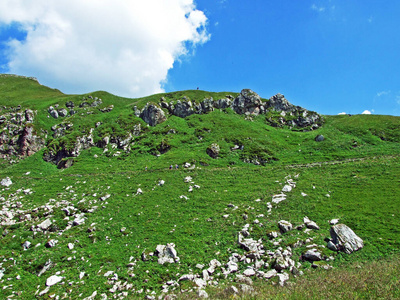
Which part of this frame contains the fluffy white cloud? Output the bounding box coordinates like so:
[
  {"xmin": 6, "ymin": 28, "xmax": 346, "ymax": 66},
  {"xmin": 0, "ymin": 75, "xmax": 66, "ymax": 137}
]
[
  {"xmin": 0, "ymin": 0, "xmax": 209, "ymax": 97},
  {"xmin": 361, "ymin": 110, "xmax": 372, "ymax": 115},
  {"xmin": 338, "ymin": 112, "xmax": 347, "ymax": 115}
]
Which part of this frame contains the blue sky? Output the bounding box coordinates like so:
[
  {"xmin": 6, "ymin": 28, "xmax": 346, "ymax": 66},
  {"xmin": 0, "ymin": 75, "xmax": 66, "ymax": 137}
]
[{"xmin": 0, "ymin": 0, "xmax": 399, "ymax": 116}]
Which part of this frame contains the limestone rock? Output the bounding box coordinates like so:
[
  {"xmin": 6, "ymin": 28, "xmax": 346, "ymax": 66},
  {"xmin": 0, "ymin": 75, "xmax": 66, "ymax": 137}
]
[
  {"xmin": 22, "ymin": 241, "xmax": 31, "ymax": 250},
  {"xmin": 278, "ymin": 220, "xmax": 293, "ymax": 233},
  {"xmin": 172, "ymin": 99, "xmax": 194, "ymax": 118},
  {"xmin": 1, "ymin": 177, "xmax": 12, "ymax": 187},
  {"xmin": 38, "ymin": 219, "xmax": 52, "ymax": 231},
  {"xmin": 232, "ymin": 89, "xmax": 262, "ymax": 115},
  {"xmin": 140, "ymin": 103, "xmax": 166, "ymax": 126},
  {"xmin": 155, "ymin": 243, "xmax": 180, "ymax": 264},
  {"xmin": 330, "ymin": 224, "xmax": 364, "ymax": 254},
  {"xmin": 206, "ymin": 143, "xmax": 220, "ymax": 159},
  {"xmin": 303, "ymin": 249, "xmax": 322, "ymax": 261},
  {"xmin": 46, "ymin": 275, "xmax": 64, "ymax": 286}
]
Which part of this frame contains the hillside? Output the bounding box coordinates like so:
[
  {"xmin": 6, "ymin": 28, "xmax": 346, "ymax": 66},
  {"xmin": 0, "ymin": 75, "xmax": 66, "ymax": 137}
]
[{"xmin": 0, "ymin": 74, "xmax": 399, "ymax": 299}]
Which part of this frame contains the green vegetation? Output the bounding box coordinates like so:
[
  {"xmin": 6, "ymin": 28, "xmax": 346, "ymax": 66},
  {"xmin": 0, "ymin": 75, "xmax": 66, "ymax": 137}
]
[{"xmin": 0, "ymin": 74, "xmax": 399, "ymax": 299}]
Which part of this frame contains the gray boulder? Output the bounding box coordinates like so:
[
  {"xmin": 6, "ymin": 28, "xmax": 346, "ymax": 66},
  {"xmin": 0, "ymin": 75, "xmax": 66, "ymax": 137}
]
[
  {"xmin": 58, "ymin": 109, "xmax": 68, "ymax": 117},
  {"xmin": 266, "ymin": 93, "xmax": 293, "ymax": 112},
  {"xmin": 172, "ymin": 100, "xmax": 194, "ymax": 118},
  {"xmin": 231, "ymin": 89, "xmax": 262, "ymax": 115},
  {"xmin": 140, "ymin": 103, "xmax": 166, "ymax": 126},
  {"xmin": 315, "ymin": 135, "xmax": 324, "ymax": 142},
  {"xmin": 155, "ymin": 243, "xmax": 180, "ymax": 264},
  {"xmin": 303, "ymin": 249, "xmax": 322, "ymax": 261},
  {"xmin": 278, "ymin": 220, "xmax": 293, "ymax": 233},
  {"xmin": 330, "ymin": 224, "xmax": 364, "ymax": 254}
]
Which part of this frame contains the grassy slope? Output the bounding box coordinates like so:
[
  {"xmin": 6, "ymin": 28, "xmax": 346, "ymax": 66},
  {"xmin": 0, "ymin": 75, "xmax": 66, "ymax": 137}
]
[{"xmin": 0, "ymin": 75, "xmax": 399, "ymax": 298}]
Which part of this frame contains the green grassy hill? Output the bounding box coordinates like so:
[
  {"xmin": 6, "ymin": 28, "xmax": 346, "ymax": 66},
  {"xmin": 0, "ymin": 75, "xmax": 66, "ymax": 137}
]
[{"xmin": 0, "ymin": 74, "xmax": 399, "ymax": 299}]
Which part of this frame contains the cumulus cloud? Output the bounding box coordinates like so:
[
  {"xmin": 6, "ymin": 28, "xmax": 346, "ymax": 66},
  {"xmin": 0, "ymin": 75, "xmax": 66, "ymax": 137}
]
[
  {"xmin": 361, "ymin": 110, "xmax": 372, "ymax": 115},
  {"xmin": 338, "ymin": 112, "xmax": 347, "ymax": 115},
  {"xmin": 0, "ymin": 0, "xmax": 210, "ymax": 97}
]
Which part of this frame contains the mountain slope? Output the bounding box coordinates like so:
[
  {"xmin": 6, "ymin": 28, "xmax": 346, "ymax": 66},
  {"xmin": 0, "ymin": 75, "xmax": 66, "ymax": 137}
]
[{"xmin": 0, "ymin": 75, "xmax": 399, "ymax": 299}]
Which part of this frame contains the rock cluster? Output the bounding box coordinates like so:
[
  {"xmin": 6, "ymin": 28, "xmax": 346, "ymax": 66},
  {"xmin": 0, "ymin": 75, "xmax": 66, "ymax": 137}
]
[{"xmin": 139, "ymin": 89, "xmax": 324, "ymax": 130}]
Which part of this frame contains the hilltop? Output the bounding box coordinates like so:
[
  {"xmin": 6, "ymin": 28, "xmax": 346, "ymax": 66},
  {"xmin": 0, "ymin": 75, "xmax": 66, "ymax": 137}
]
[{"xmin": 0, "ymin": 74, "xmax": 399, "ymax": 299}]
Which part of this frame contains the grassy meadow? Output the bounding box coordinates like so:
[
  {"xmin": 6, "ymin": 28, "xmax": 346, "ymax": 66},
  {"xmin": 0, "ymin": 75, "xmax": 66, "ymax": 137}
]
[{"xmin": 0, "ymin": 75, "xmax": 399, "ymax": 299}]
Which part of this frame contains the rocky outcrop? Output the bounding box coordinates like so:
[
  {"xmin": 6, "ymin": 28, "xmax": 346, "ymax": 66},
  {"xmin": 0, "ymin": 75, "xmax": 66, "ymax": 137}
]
[
  {"xmin": 140, "ymin": 103, "xmax": 166, "ymax": 126},
  {"xmin": 43, "ymin": 129, "xmax": 95, "ymax": 166},
  {"xmin": 138, "ymin": 89, "xmax": 324, "ymax": 130},
  {"xmin": 172, "ymin": 100, "xmax": 195, "ymax": 118},
  {"xmin": 0, "ymin": 108, "xmax": 45, "ymax": 159},
  {"xmin": 231, "ymin": 89, "xmax": 262, "ymax": 115}
]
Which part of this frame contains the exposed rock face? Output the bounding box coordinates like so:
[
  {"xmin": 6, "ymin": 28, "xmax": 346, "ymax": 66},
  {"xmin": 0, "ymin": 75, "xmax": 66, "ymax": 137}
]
[
  {"xmin": 140, "ymin": 103, "xmax": 166, "ymax": 126},
  {"xmin": 232, "ymin": 89, "xmax": 262, "ymax": 115},
  {"xmin": 0, "ymin": 108, "xmax": 45, "ymax": 159},
  {"xmin": 206, "ymin": 143, "xmax": 220, "ymax": 159},
  {"xmin": 138, "ymin": 89, "xmax": 323, "ymax": 130},
  {"xmin": 266, "ymin": 93, "xmax": 293, "ymax": 112},
  {"xmin": 330, "ymin": 224, "xmax": 364, "ymax": 254},
  {"xmin": 172, "ymin": 100, "xmax": 195, "ymax": 118},
  {"xmin": 43, "ymin": 129, "xmax": 95, "ymax": 166}
]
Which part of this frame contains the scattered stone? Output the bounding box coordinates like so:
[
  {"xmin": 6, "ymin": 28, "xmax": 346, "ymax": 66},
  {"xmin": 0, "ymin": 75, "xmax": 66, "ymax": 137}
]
[
  {"xmin": 22, "ymin": 241, "xmax": 31, "ymax": 250},
  {"xmin": 327, "ymin": 241, "xmax": 338, "ymax": 251},
  {"xmin": 38, "ymin": 219, "xmax": 52, "ymax": 231},
  {"xmin": 278, "ymin": 220, "xmax": 293, "ymax": 233},
  {"xmin": 197, "ymin": 289, "xmax": 208, "ymax": 298},
  {"xmin": 45, "ymin": 239, "xmax": 58, "ymax": 248},
  {"xmin": 303, "ymin": 249, "xmax": 322, "ymax": 261},
  {"xmin": 277, "ymin": 272, "xmax": 290, "ymax": 286},
  {"xmin": 46, "ymin": 275, "xmax": 64, "ymax": 286},
  {"xmin": 315, "ymin": 135, "xmax": 325, "ymax": 142},
  {"xmin": 0, "ymin": 177, "xmax": 12, "ymax": 187},
  {"xmin": 155, "ymin": 243, "xmax": 180, "ymax": 264},
  {"xmin": 330, "ymin": 218, "xmax": 340, "ymax": 225},
  {"xmin": 243, "ymin": 268, "xmax": 256, "ymax": 277},
  {"xmin": 330, "ymin": 224, "xmax": 364, "ymax": 254},
  {"xmin": 282, "ymin": 185, "xmax": 292, "ymax": 192},
  {"xmin": 38, "ymin": 260, "xmax": 53, "ymax": 277}
]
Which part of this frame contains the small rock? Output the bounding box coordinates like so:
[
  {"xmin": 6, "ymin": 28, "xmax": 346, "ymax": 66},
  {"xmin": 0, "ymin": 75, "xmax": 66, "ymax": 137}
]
[
  {"xmin": 243, "ymin": 268, "xmax": 256, "ymax": 277},
  {"xmin": 46, "ymin": 275, "xmax": 64, "ymax": 286},
  {"xmin": 303, "ymin": 249, "xmax": 322, "ymax": 261},
  {"xmin": 282, "ymin": 185, "xmax": 292, "ymax": 192},
  {"xmin": 45, "ymin": 239, "xmax": 58, "ymax": 248},
  {"xmin": 22, "ymin": 241, "xmax": 31, "ymax": 250},
  {"xmin": 1, "ymin": 177, "xmax": 12, "ymax": 187},
  {"xmin": 278, "ymin": 220, "xmax": 293, "ymax": 233},
  {"xmin": 330, "ymin": 218, "xmax": 339, "ymax": 225}
]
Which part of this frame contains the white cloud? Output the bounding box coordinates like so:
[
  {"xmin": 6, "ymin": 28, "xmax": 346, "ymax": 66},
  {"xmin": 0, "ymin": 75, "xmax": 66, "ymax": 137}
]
[
  {"xmin": 362, "ymin": 110, "xmax": 372, "ymax": 115},
  {"xmin": 338, "ymin": 112, "xmax": 347, "ymax": 115},
  {"xmin": 0, "ymin": 0, "xmax": 210, "ymax": 97},
  {"xmin": 311, "ymin": 4, "xmax": 326, "ymax": 12},
  {"xmin": 377, "ymin": 90, "xmax": 391, "ymax": 97}
]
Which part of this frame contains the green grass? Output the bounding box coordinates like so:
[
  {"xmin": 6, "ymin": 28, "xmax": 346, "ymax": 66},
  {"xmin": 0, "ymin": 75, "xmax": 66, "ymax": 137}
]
[{"xmin": 0, "ymin": 74, "xmax": 399, "ymax": 299}]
